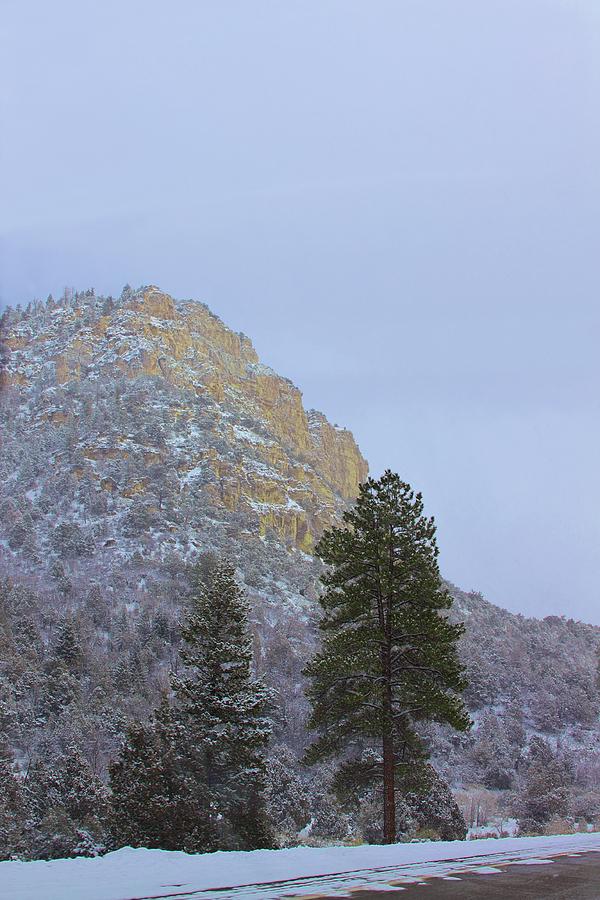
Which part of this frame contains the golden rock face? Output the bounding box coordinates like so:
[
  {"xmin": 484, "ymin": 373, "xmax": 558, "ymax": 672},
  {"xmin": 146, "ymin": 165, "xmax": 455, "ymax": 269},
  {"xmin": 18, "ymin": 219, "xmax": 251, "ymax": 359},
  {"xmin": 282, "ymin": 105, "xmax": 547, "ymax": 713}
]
[{"xmin": 1, "ymin": 286, "xmax": 368, "ymax": 551}]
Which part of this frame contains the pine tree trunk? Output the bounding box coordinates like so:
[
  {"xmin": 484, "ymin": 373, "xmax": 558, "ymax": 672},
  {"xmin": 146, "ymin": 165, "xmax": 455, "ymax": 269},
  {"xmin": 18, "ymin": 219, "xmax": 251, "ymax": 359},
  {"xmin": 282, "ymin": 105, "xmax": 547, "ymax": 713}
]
[
  {"xmin": 382, "ymin": 730, "xmax": 396, "ymax": 843},
  {"xmin": 380, "ymin": 526, "xmax": 397, "ymax": 844},
  {"xmin": 381, "ymin": 635, "xmax": 396, "ymax": 843}
]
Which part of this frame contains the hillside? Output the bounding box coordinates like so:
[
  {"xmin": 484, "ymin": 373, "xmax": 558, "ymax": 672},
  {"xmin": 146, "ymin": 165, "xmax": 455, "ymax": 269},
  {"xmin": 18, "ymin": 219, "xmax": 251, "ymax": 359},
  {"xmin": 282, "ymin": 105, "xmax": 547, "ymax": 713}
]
[{"xmin": 1, "ymin": 285, "xmax": 599, "ymax": 849}]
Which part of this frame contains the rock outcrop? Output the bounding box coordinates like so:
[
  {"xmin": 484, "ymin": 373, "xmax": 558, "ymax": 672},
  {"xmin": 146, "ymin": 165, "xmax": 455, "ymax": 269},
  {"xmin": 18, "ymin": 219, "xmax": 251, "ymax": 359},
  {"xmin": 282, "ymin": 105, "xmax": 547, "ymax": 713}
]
[{"xmin": 0, "ymin": 285, "xmax": 367, "ymax": 557}]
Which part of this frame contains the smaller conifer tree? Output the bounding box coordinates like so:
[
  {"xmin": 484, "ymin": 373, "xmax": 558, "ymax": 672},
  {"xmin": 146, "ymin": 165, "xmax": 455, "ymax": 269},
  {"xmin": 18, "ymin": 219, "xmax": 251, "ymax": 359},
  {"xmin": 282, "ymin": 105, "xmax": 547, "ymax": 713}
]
[
  {"xmin": 110, "ymin": 560, "xmax": 274, "ymax": 852},
  {"xmin": 0, "ymin": 746, "xmax": 26, "ymax": 860},
  {"xmin": 171, "ymin": 560, "xmax": 274, "ymax": 850},
  {"xmin": 53, "ymin": 620, "xmax": 83, "ymax": 672},
  {"xmin": 109, "ymin": 721, "xmax": 182, "ymax": 849}
]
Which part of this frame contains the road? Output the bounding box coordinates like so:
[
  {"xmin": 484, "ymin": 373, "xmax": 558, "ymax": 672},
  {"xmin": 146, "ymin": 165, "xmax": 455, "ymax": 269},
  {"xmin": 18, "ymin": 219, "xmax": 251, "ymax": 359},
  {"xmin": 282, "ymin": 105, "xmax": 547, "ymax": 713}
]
[{"xmin": 290, "ymin": 851, "xmax": 600, "ymax": 900}]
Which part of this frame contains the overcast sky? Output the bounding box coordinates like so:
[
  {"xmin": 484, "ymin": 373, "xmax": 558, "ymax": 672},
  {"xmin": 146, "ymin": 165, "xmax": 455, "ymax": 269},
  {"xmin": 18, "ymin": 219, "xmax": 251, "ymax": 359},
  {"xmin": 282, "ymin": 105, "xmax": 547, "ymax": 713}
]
[{"xmin": 2, "ymin": 1, "xmax": 599, "ymax": 623}]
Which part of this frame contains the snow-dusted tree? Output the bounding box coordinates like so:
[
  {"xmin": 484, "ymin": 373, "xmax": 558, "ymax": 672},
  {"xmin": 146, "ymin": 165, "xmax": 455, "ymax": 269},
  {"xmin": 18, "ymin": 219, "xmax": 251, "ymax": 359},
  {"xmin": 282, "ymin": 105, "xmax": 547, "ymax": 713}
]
[
  {"xmin": 170, "ymin": 560, "xmax": 274, "ymax": 850},
  {"xmin": 264, "ymin": 744, "xmax": 311, "ymax": 838},
  {"xmin": 305, "ymin": 471, "xmax": 470, "ymax": 844},
  {"xmin": 404, "ymin": 764, "xmax": 467, "ymax": 840},
  {"xmin": 516, "ymin": 737, "xmax": 572, "ymax": 834},
  {"xmin": 472, "ymin": 712, "xmax": 515, "ymax": 789},
  {"xmin": 502, "ymin": 699, "xmax": 527, "ymax": 751},
  {"xmin": 24, "ymin": 744, "xmax": 109, "ymax": 859},
  {"xmin": 109, "ymin": 718, "xmax": 184, "ymax": 850},
  {"xmin": 310, "ymin": 792, "xmax": 349, "ymax": 841},
  {"xmin": 59, "ymin": 743, "xmax": 109, "ymax": 826},
  {"xmin": 53, "ymin": 619, "xmax": 84, "ymax": 672},
  {"xmin": 0, "ymin": 746, "xmax": 26, "ymax": 859},
  {"xmin": 111, "ymin": 561, "xmax": 274, "ymax": 852},
  {"xmin": 51, "ymin": 522, "xmax": 94, "ymax": 559}
]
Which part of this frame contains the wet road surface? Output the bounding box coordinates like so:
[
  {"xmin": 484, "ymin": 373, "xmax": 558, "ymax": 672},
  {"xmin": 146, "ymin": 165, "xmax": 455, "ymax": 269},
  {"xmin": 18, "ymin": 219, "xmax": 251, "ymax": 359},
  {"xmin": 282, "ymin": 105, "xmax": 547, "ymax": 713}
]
[{"xmin": 311, "ymin": 852, "xmax": 600, "ymax": 899}]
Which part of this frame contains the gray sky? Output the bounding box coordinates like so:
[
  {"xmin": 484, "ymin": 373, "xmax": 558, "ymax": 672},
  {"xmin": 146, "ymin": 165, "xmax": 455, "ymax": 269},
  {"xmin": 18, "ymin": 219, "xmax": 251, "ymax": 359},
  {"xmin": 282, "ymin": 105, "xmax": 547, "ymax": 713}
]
[{"xmin": 2, "ymin": 1, "xmax": 600, "ymax": 623}]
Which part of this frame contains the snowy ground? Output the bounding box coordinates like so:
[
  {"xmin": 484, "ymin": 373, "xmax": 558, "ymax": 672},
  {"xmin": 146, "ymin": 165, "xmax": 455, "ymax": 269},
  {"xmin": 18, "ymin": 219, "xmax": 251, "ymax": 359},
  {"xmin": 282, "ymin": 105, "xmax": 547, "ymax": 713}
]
[{"xmin": 3, "ymin": 833, "xmax": 600, "ymax": 900}]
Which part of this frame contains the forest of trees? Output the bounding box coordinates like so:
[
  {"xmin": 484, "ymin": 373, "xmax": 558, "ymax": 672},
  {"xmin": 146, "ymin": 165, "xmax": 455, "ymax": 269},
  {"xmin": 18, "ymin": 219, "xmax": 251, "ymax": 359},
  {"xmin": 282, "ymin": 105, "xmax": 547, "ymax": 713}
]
[
  {"xmin": 0, "ymin": 474, "xmax": 474, "ymax": 858},
  {"xmin": 1, "ymin": 471, "xmax": 596, "ymax": 861}
]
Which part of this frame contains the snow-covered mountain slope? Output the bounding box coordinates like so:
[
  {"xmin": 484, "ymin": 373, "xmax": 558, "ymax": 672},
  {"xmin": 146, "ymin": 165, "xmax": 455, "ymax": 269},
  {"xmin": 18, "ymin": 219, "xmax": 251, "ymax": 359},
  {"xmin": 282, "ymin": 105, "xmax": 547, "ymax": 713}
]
[{"xmin": 1, "ymin": 285, "xmax": 599, "ymax": 807}]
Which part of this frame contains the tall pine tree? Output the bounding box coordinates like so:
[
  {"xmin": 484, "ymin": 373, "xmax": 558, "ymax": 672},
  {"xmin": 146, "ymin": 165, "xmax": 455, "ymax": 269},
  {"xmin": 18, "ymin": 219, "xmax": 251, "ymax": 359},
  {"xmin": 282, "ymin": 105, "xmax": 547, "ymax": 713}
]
[{"xmin": 305, "ymin": 471, "xmax": 470, "ymax": 843}]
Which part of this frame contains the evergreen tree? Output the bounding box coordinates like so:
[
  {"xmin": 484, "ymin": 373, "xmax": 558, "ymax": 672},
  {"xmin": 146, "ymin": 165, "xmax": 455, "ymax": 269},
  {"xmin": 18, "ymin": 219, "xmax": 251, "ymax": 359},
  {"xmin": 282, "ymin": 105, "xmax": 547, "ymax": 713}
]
[
  {"xmin": 53, "ymin": 620, "xmax": 83, "ymax": 672},
  {"xmin": 25, "ymin": 745, "xmax": 108, "ymax": 859},
  {"xmin": 264, "ymin": 745, "xmax": 311, "ymax": 838},
  {"xmin": 110, "ymin": 561, "xmax": 275, "ymax": 852},
  {"xmin": 472, "ymin": 712, "xmax": 515, "ymax": 789},
  {"xmin": 404, "ymin": 764, "xmax": 467, "ymax": 840},
  {"xmin": 109, "ymin": 719, "xmax": 187, "ymax": 850},
  {"xmin": 171, "ymin": 561, "xmax": 274, "ymax": 850},
  {"xmin": 310, "ymin": 792, "xmax": 349, "ymax": 840},
  {"xmin": 0, "ymin": 746, "xmax": 26, "ymax": 860},
  {"xmin": 24, "ymin": 758, "xmax": 63, "ymax": 829},
  {"xmin": 517, "ymin": 737, "xmax": 572, "ymax": 833},
  {"xmin": 304, "ymin": 471, "xmax": 470, "ymax": 843},
  {"xmin": 60, "ymin": 743, "xmax": 108, "ymax": 825}
]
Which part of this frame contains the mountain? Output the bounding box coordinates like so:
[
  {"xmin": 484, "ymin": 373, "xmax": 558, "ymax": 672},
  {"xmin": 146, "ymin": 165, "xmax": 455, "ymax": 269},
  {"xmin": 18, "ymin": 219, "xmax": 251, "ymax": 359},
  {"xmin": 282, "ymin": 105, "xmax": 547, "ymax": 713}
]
[
  {"xmin": 1, "ymin": 284, "xmax": 366, "ymax": 559},
  {"xmin": 1, "ymin": 285, "xmax": 600, "ymax": 839}
]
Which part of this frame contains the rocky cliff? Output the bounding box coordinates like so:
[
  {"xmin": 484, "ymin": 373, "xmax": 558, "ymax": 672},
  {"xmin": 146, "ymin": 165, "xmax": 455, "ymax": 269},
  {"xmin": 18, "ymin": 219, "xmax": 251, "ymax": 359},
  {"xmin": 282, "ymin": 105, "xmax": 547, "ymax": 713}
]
[{"xmin": 0, "ymin": 285, "xmax": 367, "ymax": 562}]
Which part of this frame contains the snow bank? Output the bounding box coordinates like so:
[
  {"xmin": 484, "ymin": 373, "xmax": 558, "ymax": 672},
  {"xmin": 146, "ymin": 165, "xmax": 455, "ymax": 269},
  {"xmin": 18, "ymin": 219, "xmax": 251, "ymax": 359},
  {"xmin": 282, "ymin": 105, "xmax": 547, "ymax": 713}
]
[{"xmin": 2, "ymin": 832, "xmax": 600, "ymax": 900}]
